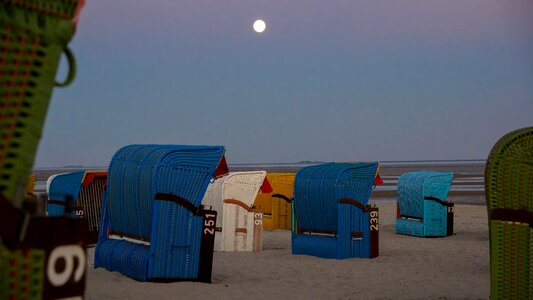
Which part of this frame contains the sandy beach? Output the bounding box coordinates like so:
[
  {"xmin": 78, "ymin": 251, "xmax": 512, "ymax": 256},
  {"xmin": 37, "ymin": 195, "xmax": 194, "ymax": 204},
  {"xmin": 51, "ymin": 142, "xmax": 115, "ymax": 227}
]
[
  {"xmin": 31, "ymin": 162, "xmax": 489, "ymax": 299},
  {"xmin": 84, "ymin": 202, "xmax": 489, "ymax": 300}
]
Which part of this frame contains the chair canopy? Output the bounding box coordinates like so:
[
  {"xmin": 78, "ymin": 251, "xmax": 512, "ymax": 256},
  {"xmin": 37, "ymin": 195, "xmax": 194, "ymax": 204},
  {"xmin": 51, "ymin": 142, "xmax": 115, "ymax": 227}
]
[
  {"xmin": 203, "ymin": 171, "xmax": 266, "ymax": 224},
  {"xmin": 106, "ymin": 144, "xmax": 224, "ymax": 240},
  {"xmin": 0, "ymin": 0, "xmax": 82, "ymax": 205},
  {"xmin": 294, "ymin": 162, "xmax": 379, "ymax": 233},
  {"xmin": 397, "ymin": 171, "xmax": 454, "ymax": 219},
  {"xmin": 254, "ymin": 172, "xmax": 294, "ymax": 213}
]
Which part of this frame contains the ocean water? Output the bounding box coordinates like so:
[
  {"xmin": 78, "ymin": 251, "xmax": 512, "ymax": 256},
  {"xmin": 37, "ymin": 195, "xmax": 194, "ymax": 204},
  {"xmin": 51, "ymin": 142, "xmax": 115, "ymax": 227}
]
[{"xmin": 33, "ymin": 160, "xmax": 486, "ymax": 204}]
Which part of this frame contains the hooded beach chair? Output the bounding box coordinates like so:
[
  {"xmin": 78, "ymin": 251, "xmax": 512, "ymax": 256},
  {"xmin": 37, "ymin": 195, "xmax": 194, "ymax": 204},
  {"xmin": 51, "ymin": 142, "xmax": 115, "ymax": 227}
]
[
  {"xmin": 201, "ymin": 171, "xmax": 267, "ymax": 252},
  {"xmin": 94, "ymin": 144, "xmax": 225, "ymax": 283},
  {"xmin": 395, "ymin": 171, "xmax": 454, "ymax": 237},
  {"xmin": 291, "ymin": 162, "xmax": 380, "ymax": 259},
  {"xmin": 485, "ymin": 127, "xmax": 533, "ymax": 299},
  {"xmin": 0, "ymin": 0, "xmax": 83, "ymax": 205},
  {"xmin": 47, "ymin": 170, "xmax": 107, "ymax": 244},
  {"xmin": 253, "ymin": 172, "xmax": 295, "ymax": 230},
  {"xmin": 0, "ymin": 1, "xmax": 88, "ymax": 299}
]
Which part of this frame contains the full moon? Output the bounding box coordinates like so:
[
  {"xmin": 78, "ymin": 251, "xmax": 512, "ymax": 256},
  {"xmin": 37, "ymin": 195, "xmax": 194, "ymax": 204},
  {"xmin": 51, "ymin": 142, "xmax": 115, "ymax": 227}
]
[{"xmin": 253, "ymin": 19, "xmax": 266, "ymax": 33}]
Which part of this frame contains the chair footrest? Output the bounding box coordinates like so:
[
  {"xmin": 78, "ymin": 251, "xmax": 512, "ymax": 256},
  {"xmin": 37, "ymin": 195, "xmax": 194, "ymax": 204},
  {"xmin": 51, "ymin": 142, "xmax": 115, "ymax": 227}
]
[
  {"xmin": 396, "ymin": 217, "xmax": 449, "ymax": 237},
  {"xmin": 94, "ymin": 238, "xmax": 150, "ymax": 281}
]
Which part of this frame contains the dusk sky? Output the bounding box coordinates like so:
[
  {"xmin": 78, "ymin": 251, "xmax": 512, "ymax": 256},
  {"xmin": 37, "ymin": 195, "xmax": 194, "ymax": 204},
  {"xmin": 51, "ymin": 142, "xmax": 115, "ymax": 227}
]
[{"xmin": 35, "ymin": 0, "xmax": 533, "ymax": 167}]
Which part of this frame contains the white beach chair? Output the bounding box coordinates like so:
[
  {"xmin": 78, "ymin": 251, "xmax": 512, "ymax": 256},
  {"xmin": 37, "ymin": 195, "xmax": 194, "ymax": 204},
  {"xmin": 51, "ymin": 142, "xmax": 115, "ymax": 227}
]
[{"xmin": 202, "ymin": 171, "xmax": 266, "ymax": 252}]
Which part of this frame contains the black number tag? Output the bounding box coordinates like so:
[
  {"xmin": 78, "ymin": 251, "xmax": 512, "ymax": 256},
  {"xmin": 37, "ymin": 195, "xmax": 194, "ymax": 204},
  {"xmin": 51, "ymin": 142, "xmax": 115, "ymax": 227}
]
[
  {"xmin": 197, "ymin": 208, "xmax": 217, "ymax": 283},
  {"xmin": 22, "ymin": 216, "xmax": 89, "ymax": 299}
]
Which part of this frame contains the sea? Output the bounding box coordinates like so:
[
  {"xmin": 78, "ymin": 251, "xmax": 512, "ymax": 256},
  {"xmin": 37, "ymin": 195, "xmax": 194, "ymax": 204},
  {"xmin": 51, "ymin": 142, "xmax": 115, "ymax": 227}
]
[{"xmin": 33, "ymin": 159, "xmax": 486, "ymax": 205}]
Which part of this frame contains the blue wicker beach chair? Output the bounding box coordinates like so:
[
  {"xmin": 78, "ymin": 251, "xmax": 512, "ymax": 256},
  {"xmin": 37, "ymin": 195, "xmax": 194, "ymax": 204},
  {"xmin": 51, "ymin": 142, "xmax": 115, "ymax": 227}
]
[
  {"xmin": 291, "ymin": 162, "xmax": 380, "ymax": 259},
  {"xmin": 47, "ymin": 171, "xmax": 85, "ymax": 216},
  {"xmin": 395, "ymin": 171, "xmax": 454, "ymax": 237},
  {"xmin": 47, "ymin": 170, "xmax": 107, "ymax": 243},
  {"xmin": 94, "ymin": 144, "xmax": 224, "ymax": 283}
]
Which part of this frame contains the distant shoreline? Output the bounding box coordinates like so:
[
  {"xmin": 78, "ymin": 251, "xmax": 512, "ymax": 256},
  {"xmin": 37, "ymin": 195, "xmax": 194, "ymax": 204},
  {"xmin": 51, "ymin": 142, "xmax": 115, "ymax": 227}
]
[
  {"xmin": 33, "ymin": 158, "xmax": 486, "ymax": 170},
  {"xmin": 32, "ymin": 160, "xmax": 486, "ymax": 204}
]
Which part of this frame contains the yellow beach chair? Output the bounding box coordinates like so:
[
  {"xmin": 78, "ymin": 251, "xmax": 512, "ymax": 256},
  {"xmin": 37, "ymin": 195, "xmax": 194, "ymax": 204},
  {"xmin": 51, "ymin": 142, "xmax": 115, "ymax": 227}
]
[{"xmin": 254, "ymin": 173, "xmax": 295, "ymax": 230}]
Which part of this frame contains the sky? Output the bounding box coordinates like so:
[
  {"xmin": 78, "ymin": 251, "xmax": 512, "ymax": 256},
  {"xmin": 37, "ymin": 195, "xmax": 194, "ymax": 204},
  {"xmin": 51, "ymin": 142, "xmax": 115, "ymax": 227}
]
[{"xmin": 35, "ymin": 0, "xmax": 533, "ymax": 167}]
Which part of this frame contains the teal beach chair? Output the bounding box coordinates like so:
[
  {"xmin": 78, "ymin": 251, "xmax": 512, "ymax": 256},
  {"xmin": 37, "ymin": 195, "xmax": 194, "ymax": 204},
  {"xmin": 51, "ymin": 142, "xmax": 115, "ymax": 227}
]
[{"xmin": 396, "ymin": 171, "xmax": 454, "ymax": 237}]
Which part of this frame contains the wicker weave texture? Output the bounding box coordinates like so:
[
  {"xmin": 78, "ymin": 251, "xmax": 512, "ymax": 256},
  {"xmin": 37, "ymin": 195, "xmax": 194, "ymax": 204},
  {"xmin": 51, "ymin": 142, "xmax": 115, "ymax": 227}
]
[
  {"xmin": 253, "ymin": 172, "xmax": 294, "ymax": 230},
  {"xmin": 46, "ymin": 170, "xmax": 84, "ymax": 216},
  {"xmin": 0, "ymin": 245, "xmax": 44, "ymax": 300},
  {"xmin": 0, "ymin": 0, "xmax": 80, "ymax": 204},
  {"xmin": 292, "ymin": 162, "xmax": 379, "ymax": 259},
  {"xmin": 94, "ymin": 144, "xmax": 224, "ymax": 281},
  {"xmin": 201, "ymin": 171, "xmax": 266, "ymax": 251},
  {"xmin": 395, "ymin": 171, "xmax": 453, "ymax": 237},
  {"xmin": 485, "ymin": 126, "xmax": 533, "ymax": 299},
  {"xmin": 47, "ymin": 170, "xmax": 106, "ymax": 243}
]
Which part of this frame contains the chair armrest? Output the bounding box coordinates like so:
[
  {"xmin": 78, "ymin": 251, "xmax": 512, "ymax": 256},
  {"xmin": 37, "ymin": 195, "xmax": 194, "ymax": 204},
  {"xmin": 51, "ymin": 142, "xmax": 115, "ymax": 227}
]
[
  {"xmin": 491, "ymin": 208, "xmax": 533, "ymax": 226},
  {"xmin": 272, "ymin": 194, "xmax": 292, "ymax": 203},
  {"xmin": 338, "ymin": 198, "xmax": 369, "ymax": 212},
  {"xmin": 223, "ymin": 199, "xmax": 255, "ymax": 212},
  {"xmin": 423, "ymin": 196, "xmax": 447, "ymax": 206},
  {"xmin": 154, "ymin": 193, "xmax": 201, "ymax": 215}
]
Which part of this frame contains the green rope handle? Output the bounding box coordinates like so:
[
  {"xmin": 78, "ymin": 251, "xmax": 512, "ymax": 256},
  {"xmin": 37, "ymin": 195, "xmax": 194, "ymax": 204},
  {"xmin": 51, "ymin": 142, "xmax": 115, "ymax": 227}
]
[{"xmin": 54, "ymin": 47, "xmax": 76, "ymax": 87}]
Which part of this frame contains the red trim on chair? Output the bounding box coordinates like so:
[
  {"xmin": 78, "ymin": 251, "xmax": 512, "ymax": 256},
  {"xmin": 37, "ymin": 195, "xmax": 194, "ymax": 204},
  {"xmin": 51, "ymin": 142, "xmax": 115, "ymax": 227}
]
[
  {"xmin": 260, "ymin": 177, "xmax": 273, "ymax": 193},
  {"xmin": 82, "ymin": 171, "xmax": 107, "ymax": 187},
  {"xmin": 214, "ymin": 155, "xmax": 229, "ymax": 178},
  {"xmin": 374, "ymin": 172, "xmax": 383, "ymax": 186}
]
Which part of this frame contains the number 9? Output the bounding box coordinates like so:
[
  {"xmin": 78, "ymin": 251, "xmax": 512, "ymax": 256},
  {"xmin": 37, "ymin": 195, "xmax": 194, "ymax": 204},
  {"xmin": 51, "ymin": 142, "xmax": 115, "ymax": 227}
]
[{"xmin": 47, "ymin": 245, "xmax": 85, "ymax": 287}]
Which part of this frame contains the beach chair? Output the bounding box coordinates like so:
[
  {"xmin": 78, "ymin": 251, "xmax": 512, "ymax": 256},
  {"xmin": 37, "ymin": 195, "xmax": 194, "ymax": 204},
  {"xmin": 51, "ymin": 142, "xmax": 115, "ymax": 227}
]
[
  {"xmin": 26, "ymin": 175, "xmax": 36, "ymax": 194},
  {"xmin": 291, "ymin": 163, "xmax": 380, "ymax": 259},
  {"xmin": 0, "ymin": 0, "xmax": 83, "ymax": 206},
  {"xmin": 253, "ymin": 173, "xmax": 295, "ymax": 230},
  {"xmin": 94, "ymin": 144, "xmax": 224, "ymax": 282},
  {"xmin": 201, "ymin": 171, "xmax": 267, "ymax": 252},
  {"xmin": 0, "ymin": 1, "xmax": 88, "ymax": 299},
  {"xmin": 47, "ymin": 170, "xmax": 107, "ymax": 244},
  {"xmin": 485, "ymin": 127, "xmax": 533, "ymax": 299},
  {"xmin": 395, "ymin": 171, "xmax": 454, "ymax": 237}
]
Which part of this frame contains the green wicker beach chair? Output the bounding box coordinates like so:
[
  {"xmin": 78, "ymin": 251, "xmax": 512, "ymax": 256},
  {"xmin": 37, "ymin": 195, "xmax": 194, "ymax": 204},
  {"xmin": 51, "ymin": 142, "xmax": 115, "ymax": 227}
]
[
  {"xmin": 0, "ymin": 0, "xmax": 82, "ymax": 206},
  {"xmin": 485, "ymin": 126, "xmax": 533, "ymax": 300},
  {"xmin": 0, "ymin": 1, "xmax": 87, "ymax": 299}
]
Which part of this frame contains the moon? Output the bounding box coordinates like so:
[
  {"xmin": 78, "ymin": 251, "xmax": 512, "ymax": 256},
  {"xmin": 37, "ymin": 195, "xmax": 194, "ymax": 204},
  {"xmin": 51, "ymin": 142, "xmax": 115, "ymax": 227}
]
[{"xmin": 253, "ymin": 19, "xmax": 266, "ymax": 33}]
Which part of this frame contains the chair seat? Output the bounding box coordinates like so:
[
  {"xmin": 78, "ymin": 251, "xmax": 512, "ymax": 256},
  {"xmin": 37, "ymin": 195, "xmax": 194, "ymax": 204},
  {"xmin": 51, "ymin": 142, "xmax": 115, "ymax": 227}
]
[
  {"xmin": 292, "ymin": 234, "xmax": 338, "ymax": 259},
  {"xmin": 95, "ymin": 238, "xmax": 150, "ymax": 281}
]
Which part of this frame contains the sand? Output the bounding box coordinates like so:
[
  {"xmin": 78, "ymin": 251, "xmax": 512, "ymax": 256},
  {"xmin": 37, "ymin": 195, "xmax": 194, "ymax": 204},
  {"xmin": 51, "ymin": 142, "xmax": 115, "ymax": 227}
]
[{"xmin": 84, "ymin": 203, "xmax": 489, "ymax": 300}]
